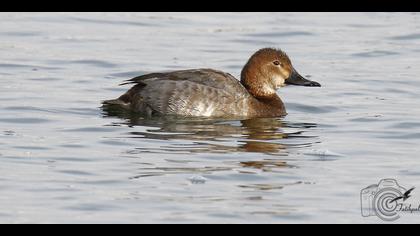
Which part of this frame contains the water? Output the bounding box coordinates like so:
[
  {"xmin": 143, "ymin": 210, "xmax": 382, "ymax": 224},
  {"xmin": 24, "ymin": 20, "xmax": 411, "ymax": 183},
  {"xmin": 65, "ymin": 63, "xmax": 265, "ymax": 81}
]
[{"xmin": 1, "ymin": 12, "xmax": 420, "ymax": 223}]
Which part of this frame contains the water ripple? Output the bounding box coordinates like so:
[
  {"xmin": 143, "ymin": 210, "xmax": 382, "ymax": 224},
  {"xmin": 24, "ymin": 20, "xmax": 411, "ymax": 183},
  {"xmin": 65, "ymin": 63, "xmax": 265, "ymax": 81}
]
[
  {"xmin": 352, "ymin": 50, "xmax": 400, "ymax": 57},
  {"xmin": 389, "ymin": 33, "xmax": 420, "ymax": 40},
  {"xmin": 68, "ymin": 16, "xmax": 156, "ymax": 27},
  {"xmin": 287, "ymin": 103, "xmax": 338, "ymax": 114},
  {"xmin": 245, "ymin": 31, "xmax": 314, "ymax": 38},
  {"xmin": 0, "ymin": 117, "xmax": 51, "ymax": 124}
]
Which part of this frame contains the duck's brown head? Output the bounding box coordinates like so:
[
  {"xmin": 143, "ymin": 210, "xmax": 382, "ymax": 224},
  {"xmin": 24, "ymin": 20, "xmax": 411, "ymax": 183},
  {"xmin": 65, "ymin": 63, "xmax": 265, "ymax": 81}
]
[{"xmin": 240, "ymin": 48, "xmax": 320, "ymax": 99}]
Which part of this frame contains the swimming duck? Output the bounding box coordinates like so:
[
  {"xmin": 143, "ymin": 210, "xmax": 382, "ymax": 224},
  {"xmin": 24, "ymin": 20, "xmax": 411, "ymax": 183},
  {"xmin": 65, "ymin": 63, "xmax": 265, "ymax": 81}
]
[{"xmin": 104, "ymin": 48, "xmax": 320, "ymax": 118}]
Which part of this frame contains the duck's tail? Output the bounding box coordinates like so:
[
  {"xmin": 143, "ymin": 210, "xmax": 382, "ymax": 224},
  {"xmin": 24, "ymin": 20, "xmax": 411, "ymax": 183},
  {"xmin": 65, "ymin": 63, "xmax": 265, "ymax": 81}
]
[{"xmin": 102, "ymin": 98, "xmax": 131, "ymax": 109}]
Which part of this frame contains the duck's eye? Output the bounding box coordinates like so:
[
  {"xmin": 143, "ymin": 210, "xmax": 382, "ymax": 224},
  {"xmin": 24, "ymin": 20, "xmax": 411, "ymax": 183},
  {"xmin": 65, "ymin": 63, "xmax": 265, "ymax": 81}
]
[{"xmin": 273, "ymin": 61, "xmax": 282, "ymax": 66}]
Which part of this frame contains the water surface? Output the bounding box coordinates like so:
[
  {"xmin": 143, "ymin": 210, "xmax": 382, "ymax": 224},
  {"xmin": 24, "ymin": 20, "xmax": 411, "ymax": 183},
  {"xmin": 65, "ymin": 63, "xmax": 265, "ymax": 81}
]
[{"xmin": 1, "ymin": 12, "xmax": 420, "ymax": 223}]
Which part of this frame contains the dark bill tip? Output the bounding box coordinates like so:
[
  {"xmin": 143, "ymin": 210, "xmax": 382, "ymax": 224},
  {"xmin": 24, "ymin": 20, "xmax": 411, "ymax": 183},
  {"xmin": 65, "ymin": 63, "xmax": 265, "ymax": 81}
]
[
  {"xmin": 286, "ymin": 68, "xmax": 321, "ymax": 87},
  {"xmin": 305, "ymin": 80, "xmax": 321, "ymax": 87}
]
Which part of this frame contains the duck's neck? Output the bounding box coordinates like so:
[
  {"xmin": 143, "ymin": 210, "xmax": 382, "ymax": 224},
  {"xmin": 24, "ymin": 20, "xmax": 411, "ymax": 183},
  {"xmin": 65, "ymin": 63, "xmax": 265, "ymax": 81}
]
[
  {"xmin": 247, "ymin": 94, "xmax": 286, "ymax": 117},
  {"xmin": 241, "ymin": 65, "xmax": 286, "ymax": 117},
  {"xmin": 241, "ymin": 77, "xmax": 286, "ymax": 117}
]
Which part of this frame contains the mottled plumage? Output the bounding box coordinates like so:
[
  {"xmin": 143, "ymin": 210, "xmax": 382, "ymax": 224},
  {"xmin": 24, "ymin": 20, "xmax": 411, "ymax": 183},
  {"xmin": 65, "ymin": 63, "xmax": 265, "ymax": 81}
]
[{"xmin": 111, "ymin": 69, "xmax": 252, "ymax": 117}]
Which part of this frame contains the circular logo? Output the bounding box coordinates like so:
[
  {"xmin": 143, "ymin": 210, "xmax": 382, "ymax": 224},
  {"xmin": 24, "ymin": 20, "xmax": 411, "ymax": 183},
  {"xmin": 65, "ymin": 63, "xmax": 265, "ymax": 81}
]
[{"xmin": 373, "ymin": 187, "xmax": 403, "ymax": 221}]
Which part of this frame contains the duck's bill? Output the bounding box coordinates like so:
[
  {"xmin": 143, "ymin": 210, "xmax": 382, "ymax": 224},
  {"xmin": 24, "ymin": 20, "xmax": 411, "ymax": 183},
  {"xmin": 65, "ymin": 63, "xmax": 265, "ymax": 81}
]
[{"xmin": 286, "ymin": 69, "xmax": 321, "ymax": 87}]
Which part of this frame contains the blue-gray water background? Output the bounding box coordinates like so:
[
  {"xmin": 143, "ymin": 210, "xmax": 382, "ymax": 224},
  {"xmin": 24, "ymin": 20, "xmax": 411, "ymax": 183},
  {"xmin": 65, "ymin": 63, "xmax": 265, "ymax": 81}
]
[{"xmin": 1, "ymin": 12, "xmax": 420, "ymax": 223}]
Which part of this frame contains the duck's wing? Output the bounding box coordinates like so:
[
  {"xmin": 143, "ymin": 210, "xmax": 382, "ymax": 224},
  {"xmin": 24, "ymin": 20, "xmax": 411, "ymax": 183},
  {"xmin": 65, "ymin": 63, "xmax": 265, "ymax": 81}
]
[
  {"xmin": 122, "ymin": 69, "xmax": 246, "ymax": 92},
  {"xmin": 110, "ymin": 69, "xmax": 250, "ymax": 116}
]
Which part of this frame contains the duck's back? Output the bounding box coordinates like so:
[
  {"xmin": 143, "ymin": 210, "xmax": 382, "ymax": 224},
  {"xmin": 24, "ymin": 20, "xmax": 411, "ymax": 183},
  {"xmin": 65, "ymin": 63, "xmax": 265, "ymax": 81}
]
[{"xmin": 105, "ymin": 69, "xmax": 252, "ymax": 117}]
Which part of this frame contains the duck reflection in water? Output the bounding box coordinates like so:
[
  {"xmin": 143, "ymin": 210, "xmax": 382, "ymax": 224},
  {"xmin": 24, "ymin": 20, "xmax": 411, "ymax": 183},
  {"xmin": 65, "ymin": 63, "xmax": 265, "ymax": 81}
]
[{"xmin": 102, "ymin": 104, "xmax": 318, "ymax": 156}]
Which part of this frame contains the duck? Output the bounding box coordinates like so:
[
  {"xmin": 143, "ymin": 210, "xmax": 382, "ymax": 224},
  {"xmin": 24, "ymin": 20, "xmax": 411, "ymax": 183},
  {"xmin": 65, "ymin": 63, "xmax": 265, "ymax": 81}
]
[{"xmin": 103, "ymin": 48, "xmax": 321, "ymax": 118}]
